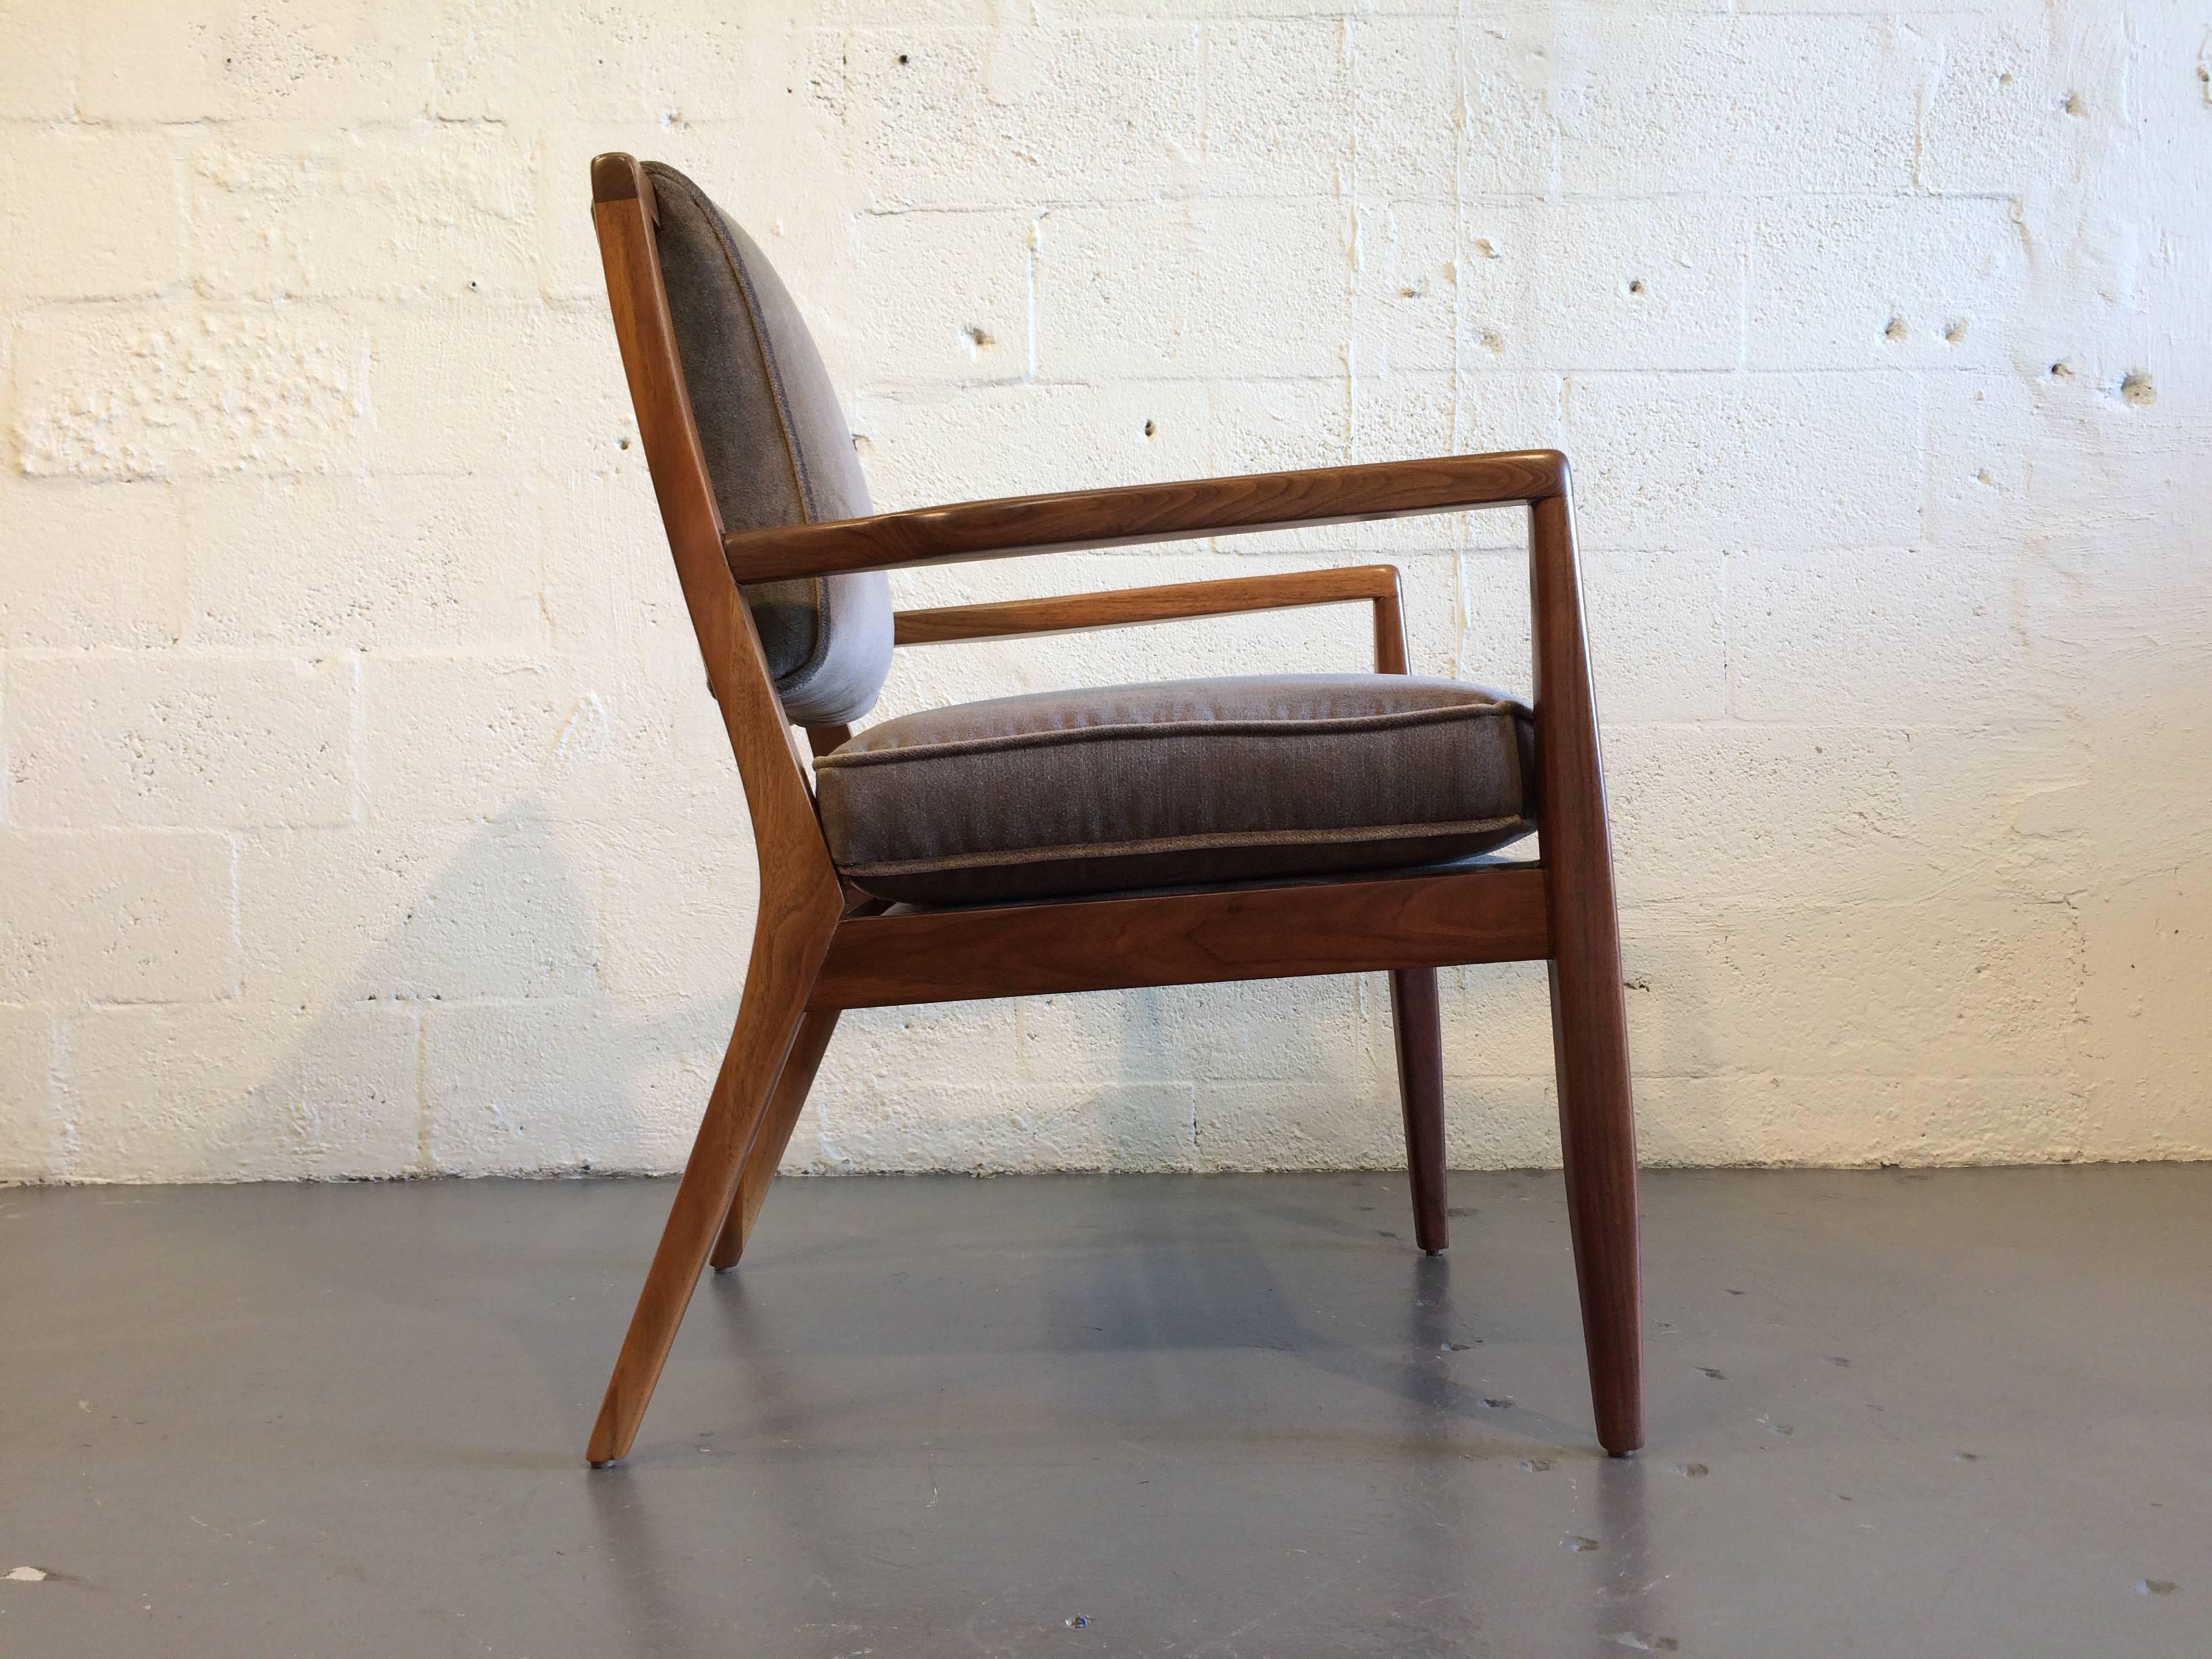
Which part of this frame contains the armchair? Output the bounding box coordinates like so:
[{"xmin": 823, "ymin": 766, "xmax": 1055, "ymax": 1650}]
[{"xmin": 583, "ymin": 154, "xmax": 1640, "ymax": 1467}]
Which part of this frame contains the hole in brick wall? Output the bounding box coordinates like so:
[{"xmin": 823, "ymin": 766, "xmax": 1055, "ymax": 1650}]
[
  {"xmin": 961, "ymin": 325, "xmax": 994, "ymax": 354},
  {"xmin": 2062, "ymin": 90, "xmax": 2085, "ymax": 115},
  {"xmin": 1479, "ymin": 329, "xmax": 1505, "ymax": 354},
  {"xmin": 2120, "ymin": 371, "xmax": 2156, "ymax": 407},
  {"xmin": 897, "ymin": 52, "xmax": 910, "ymax": 64},
  {"xmin": 2050, "ymin": 360, "xmax": 2074, "ymax": 379},
  {"xmin": 1143, "ymin": 419, "xmax": 1156, "ymax": 438},
  {"xmin": 1884, "ymin": 316, "xmax": 1908, "ymax": 342},
  {"xmin": 1943, "ymin": 320, "xmax": 1967, "ymax": 344},
  {"xmin": 1625, "ymin": 277, "xmax": 1645, "ymax": 296},
  {"xmin": 1473, "ymin": 237, "xmax": 1498, "ymax": 260}
]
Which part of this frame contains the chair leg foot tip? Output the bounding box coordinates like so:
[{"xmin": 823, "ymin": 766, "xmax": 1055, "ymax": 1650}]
[
  {"xmin": 1423, "ymin": 1247, "xmax": 1445, "ymax": 1256},
  {"xmin": 588, "ymin": 1458, "xmax": 619, "ymax": 1469}
]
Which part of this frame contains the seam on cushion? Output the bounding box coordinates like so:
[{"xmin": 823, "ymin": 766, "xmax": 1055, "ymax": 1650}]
[
  {"xmin": 837, "ymin": 815, "xmax": 1532, "ymax": 876},
  {"xmin": 692, "ymin": 179, "xmax": 839, "ymax": 692},
  {"xmin": 648, "ymin": 163, "xmax": 839, "ymax": 695},
  {"xmin": 815, "ymin": 698, "xmax": 1526, "ymax": 768}
]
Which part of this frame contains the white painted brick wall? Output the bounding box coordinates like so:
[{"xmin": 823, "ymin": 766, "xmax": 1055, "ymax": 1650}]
[{"xmin": 1, "ymin": 0, "xmax": 2206, "ymax": 1185}]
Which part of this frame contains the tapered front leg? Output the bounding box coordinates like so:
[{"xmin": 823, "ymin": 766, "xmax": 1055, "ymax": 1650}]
[
  {"xmin": 1389, "ymin": 968, "xmax": 1450, "ymax": 1254},
  {"xmin": 1530, "ymin": 485, "xmax": 1643, "ymax": 1457},
  {"xmin": 1547, "ymin": 941, "xmax": 1641, "ymax": 1456},
  {"xmin": 587, "ymin": 907, "xmax": 833, "ymax": 1467}
]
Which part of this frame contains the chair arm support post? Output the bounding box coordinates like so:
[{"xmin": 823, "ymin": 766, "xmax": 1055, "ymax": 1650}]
[
  {"xmin": 1372, "ymin": 565, "xmax": 1410, "ymax": 675},
  {"xmin": 1527, "ymin": 478, "xmax": 1619, "ymax": 962}
]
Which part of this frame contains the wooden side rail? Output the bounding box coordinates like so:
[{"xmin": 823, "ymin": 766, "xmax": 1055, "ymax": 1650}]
[
  {"xmin": 723, "ymin": 451, "xmax": 1570, "ymax": 583},
  {"xmin": 893, "ymin": 564, "xmax": 1404, "ymax": 647},
  {"xmin": 810, "ymin": 865, "xmax": 1551, "ymax": 1010}
]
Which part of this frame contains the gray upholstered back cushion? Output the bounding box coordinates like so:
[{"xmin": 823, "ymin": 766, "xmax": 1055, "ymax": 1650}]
[{"xmin": 644, "ymin": 162, "xmax": 893, "ymax": 726}]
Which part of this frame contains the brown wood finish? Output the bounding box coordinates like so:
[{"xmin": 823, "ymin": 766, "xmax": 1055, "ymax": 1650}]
[
  {"xmin": 710, "ymin": 1008, "xmax": 840, "ymax": 1272},
  {"xmin": 724, "ymin": 452, "xmax": 1567, "ymax": 583},
  {"xmin": 1370, "ymin": 564, "xmax": 1410, "ymax": 676},
  {"xmin": 1367, "ymin": 571, "xmax": 1448, "ymax": 1253},
  {"xmin": 583, "ymin": 156, "xmax": 846, "ymax": 1468},
  {"xmin": 1528, "ymin": 487, "xmax": 1643, "ymax": 1456},
  {"xmin": 586, "ymin": 918, "xmax": 828, "ymax": 1469},
  {"xmin": 810, "ymin": 865, "xmax": 1549, "ymax": 1010},
  {"xmin": 583, "ymin": 151, "xmax": 1641, "ymax": 1465},
  {"xmin": 1389, "ymin": 968, "xmax": 1450, "ymax": 1254},
  {"xmin": 893, "ymin": 565, "xmax": 1404, "ymax": 646}
]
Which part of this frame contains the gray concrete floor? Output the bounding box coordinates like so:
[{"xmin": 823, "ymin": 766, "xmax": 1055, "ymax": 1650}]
[{"xmin": 1, "ymin": 1168, "xmax": 2207, "ymax": 1657}]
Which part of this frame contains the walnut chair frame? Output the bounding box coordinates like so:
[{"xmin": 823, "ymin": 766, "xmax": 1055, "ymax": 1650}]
[{"xmin": 584, "ymin": 153, "xmax": 1641, "ymax": 1467}]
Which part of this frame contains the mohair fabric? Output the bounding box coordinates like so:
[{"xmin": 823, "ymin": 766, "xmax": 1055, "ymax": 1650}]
[
  {"xmin": 815, "ymin": 674, "xmax": 1538, "ymax": 905},
  {"xmin": 645, "ymin": 161, "xmax": 893, "ymax": 726}
]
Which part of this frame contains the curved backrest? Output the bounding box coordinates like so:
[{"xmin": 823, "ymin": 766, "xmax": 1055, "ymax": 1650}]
[{"xmin": 642, "ymin": 162, "xmax": 893, "ymax": 727}]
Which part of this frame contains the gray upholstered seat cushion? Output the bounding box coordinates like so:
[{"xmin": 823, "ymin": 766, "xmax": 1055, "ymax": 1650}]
[
  {"xmin": 645, "ymin": 161, "xmax": 893, "ymax": 726},
  {"xmin": 815, "ymin": 674, "xmax": 1537, "ymax": 905}
]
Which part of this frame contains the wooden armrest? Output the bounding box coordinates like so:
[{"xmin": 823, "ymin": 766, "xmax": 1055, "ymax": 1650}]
[
  {"xmin": 722, "ymin": 450, "xmax": 1569, "ymax": 583},
  {"xmin": 893, "ymin": 565, "xmax": 1404, "ymax": 647}
]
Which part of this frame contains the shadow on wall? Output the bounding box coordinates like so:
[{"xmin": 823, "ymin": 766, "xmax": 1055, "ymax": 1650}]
[
  {"xmin": 264, "ymin": 798, "xmax": 1231, "ymax": 1180},
  {"xmin": 732, "ymin": 966, "xmax": 1572, "ymax": 1181},
  {"xmin": 260, "ymin": 802, "xmax": 741, "ymax": 1181},
  {"xmin": 810, "ymin": 977, "xmax": 1378, "ymax": 1178},
  {"xmin": 256, "ymin": 811, "xmax": 1659, "ymax": 1181}
]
